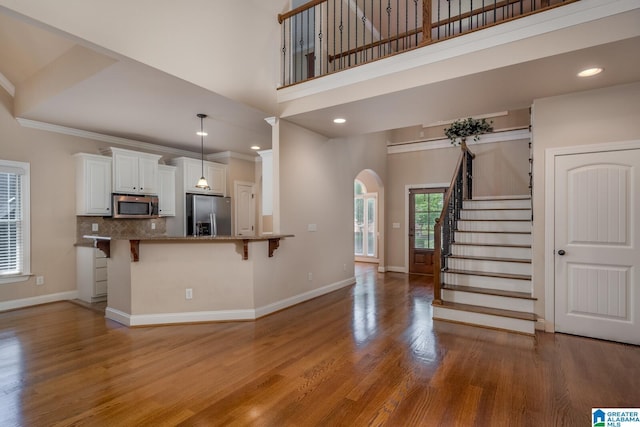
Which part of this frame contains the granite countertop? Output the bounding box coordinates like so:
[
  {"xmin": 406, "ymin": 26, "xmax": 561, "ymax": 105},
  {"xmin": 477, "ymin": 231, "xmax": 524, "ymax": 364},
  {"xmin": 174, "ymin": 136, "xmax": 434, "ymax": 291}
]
[{"xmin": 80, "ymin": 234, "xmax": 294, "ymax": 242}]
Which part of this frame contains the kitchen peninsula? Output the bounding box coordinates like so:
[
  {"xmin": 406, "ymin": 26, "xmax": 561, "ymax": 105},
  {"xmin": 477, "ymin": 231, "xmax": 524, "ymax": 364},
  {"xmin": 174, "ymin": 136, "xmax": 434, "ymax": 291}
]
[{"xmin": 85, "ymin": 234, "xmax": 293, "ymax": 327}]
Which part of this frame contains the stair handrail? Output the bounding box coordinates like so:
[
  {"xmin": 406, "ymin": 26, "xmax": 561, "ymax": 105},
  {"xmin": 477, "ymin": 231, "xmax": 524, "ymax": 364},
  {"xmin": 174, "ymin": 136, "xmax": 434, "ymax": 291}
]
[{"xmin": 433, "ymin": 145, "xmax": 474, "ymax": 304}]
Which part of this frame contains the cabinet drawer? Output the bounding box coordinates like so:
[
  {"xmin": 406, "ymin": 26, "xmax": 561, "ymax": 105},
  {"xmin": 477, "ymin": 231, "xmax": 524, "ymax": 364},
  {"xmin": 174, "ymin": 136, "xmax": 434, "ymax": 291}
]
[
  {"xmin": 95, "ymin": 280, "xmax": 107, "ymax": 296},
  {"xmin": 95, "ymin": 267, "xmax": 108, "ymax": 282}
]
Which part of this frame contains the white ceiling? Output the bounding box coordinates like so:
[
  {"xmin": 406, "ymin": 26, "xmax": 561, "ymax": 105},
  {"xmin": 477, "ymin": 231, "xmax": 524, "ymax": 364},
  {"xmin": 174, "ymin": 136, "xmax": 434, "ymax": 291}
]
[{"xmin": 1, "ymin": 6, "xmax": 639, "ymax": 156}]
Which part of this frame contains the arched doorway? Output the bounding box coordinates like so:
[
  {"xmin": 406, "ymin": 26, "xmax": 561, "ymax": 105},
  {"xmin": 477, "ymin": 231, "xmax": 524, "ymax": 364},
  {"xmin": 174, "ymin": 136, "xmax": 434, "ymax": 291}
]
[{"xmin": 354, "ymin": 169, "xmax": 384, "ymax": 269}]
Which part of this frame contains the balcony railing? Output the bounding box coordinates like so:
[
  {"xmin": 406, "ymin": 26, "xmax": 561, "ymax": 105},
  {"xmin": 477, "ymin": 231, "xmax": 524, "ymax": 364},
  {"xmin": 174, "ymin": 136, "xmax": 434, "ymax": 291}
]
[{"xmin": 278, "ymin": 0, "xmax": 578, "ymax": 87}]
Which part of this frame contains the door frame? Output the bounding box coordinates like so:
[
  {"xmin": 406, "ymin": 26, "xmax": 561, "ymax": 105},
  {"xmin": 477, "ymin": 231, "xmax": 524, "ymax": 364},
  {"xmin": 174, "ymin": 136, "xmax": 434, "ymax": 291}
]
[
  {"xmin": 544, "ymin": 139, "xmax": 640, "ymax": 333},
  {"xmin": 404, "ymin": 183, "xmax": 449, "ymax": 274}
]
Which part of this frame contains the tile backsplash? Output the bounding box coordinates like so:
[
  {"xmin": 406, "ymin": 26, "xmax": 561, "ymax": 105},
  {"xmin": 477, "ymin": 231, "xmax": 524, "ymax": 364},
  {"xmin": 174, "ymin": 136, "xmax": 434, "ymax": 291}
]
[{"xmin": 77, "ymin": 216, "xmax": 166, "ymax": 244}]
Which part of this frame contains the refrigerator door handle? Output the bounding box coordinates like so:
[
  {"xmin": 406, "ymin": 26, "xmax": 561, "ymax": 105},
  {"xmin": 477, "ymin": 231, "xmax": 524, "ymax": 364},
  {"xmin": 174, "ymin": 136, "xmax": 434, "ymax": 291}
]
[{"xmin": 210, "ymin": 213, "xmax": 217, "ymax": 236}]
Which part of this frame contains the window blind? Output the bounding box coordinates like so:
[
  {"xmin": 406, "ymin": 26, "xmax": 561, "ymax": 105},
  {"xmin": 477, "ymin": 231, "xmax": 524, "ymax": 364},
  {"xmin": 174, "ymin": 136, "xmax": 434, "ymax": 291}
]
[{"xmin": 0, "ymin": 168, "xmax": 23, "ymax": 276}]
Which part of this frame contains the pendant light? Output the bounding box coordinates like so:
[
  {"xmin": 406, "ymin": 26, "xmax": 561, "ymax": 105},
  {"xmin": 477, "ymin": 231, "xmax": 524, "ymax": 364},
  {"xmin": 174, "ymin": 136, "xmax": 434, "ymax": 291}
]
[{"xmin": 195, "ymin": 113, "xmax": 210, "ymax": 190}]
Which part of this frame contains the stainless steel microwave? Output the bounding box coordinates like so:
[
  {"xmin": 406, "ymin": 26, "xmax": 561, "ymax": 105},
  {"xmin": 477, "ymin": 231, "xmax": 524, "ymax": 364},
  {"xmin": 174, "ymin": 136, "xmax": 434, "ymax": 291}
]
[{"xmin": 112, "ymin": 194, "xmax": 159, "ymax": 218}]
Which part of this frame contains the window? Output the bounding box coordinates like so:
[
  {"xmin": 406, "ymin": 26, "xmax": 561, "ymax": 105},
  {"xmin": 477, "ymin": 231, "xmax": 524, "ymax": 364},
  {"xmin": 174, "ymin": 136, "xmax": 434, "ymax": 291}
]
[
  {"xmin": 0, "ymin": 160, "xmax": 30, "ymax": 283},
  {"xmin": 413, "ymin": 191, "xmax": 444, "ymax": 250},
  {"xmin": 354, "ymin": 179, "xmax": 377, "ymax": 258}
]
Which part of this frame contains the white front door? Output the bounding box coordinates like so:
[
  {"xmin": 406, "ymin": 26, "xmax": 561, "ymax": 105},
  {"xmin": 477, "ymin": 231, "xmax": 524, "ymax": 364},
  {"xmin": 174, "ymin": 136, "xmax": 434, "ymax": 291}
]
[
  {"xmin": 235, "ymin": 182, "xmax": 255, "ymax": 236},
  {"xmin": 554, "ymin": 149, "xmax": 640, "ymax": 344}
]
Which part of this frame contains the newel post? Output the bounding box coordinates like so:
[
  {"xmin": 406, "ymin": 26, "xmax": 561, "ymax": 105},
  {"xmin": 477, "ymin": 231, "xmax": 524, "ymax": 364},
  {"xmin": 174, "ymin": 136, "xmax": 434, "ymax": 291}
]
[
  {"xmin": 433, "ymin": 217, "xmax": 442, "ymax": 305},
  {"xmin": 422, "ymin": 0, "xmax": 432, "ymax": 44}
]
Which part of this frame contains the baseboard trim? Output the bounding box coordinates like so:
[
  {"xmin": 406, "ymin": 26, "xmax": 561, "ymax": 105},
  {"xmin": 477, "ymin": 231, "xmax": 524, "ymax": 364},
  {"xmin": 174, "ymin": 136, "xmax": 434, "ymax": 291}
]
[
  {"xmin": 0, "ymin": 290, "xmax": 79, "ymax": 312},
  {"xmin": 377, "ymin": 266, "xmax": 386, "ymax": 273},
  {"xmin": 386, "ymin": 266, "xmax": 407, "ymax": 273},
  {"xmin": 255, "ymin": 277, "xmax": 356, "ymax": 318},
  {"xmin": 104, "ymin": 277, "xmax": 356, "ymax": 327}
]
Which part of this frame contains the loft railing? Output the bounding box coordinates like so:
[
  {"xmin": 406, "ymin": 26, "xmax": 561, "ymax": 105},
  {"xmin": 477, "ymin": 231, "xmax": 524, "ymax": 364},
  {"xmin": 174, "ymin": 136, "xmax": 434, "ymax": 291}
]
[
  {"xmin": 278, "ymin": 0, "xmax": 578, "ymax": 86},
  {"xmin": 433, "ymin": 144, "xmax": 474, "ymax": 304}
]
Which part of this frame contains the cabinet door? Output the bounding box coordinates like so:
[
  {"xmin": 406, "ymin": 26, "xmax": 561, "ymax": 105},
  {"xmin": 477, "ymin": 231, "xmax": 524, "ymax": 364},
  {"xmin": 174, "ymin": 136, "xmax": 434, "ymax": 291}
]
[
  {"xmin": 158, "ymin": 166, "xmax": 176, "ymax": 216},
  {"xmin": 138, "ymin": 156, "xmax": 159, "ymax": 194},
  {"xmin": 113, "ymin": 152, "xmax": 139, "ymax": 193},
  {"xmin": 207, "ymin": 164, "xmax": 226, "ymax": 195},
  {"xmin": 185, "ymin": 160, "xmax": 208, "ymax": 194},
  {"xmin": 86, "ymin": 158, "xmax": 112, "ymax": 214}
]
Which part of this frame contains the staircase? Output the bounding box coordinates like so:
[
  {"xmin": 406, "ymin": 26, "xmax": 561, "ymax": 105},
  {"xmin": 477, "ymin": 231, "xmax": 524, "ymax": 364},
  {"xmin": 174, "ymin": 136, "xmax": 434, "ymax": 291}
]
[{"xmin": 432, "ymin": 196, "xmax": 536, "ymax": 335}]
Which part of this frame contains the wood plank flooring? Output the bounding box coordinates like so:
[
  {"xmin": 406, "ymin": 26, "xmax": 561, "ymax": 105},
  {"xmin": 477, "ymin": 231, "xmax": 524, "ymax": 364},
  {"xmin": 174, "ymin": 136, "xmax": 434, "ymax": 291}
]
[{"xmin": 1, "ymin": 263, "xmax": 639, "ymax": 426}]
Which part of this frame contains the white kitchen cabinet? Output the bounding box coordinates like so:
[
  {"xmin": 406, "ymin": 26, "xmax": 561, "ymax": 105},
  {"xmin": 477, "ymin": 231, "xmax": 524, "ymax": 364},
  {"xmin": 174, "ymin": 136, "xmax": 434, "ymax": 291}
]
[
  {"xmin": 77, "ymin": 247, "xmax": 108, "ymax": 303},
  {"xmin": 168, "ymin": 157, "xmax": 227, "ymax": 196},
  {"xmin": 111, "ymin": 147, "xmax": 161, "ymax": 194},
  {"xmin": 74, "ymin": 153, "xmax": 112, "ymax": 216},
  {"xmin": 158, "ymin": 164, "xmax": 176, "ymax": 216}
]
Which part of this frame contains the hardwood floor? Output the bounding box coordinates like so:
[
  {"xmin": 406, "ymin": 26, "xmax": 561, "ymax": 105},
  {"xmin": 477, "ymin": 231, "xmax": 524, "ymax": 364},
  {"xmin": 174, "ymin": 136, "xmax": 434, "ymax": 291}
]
[{"xmin": 1, "ymin": 263, "xmax": 638, "ymax": 426}]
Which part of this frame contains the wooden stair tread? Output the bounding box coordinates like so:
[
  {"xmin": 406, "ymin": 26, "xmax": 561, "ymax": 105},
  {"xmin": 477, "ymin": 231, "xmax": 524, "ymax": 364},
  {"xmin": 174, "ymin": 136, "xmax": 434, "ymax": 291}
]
[
  {"xmin": 445, "ymin": 269, "xmax": 531, "ymax": 281},
  {"xmin": 455, "ymin": 230, "xmax": 531, "ymax": 235},
  {"xmin": 442, "ymin": 284, "xmax": 536, "ymax": 300},
  {"xmin": 458, "ymin": 219, "xmax": 531, "ymax": 222},
  {"xmin": 434, "ymin": 301, "xmax": 536, "ymax": 321},
  {"xmin": 448, "ymin": 255, "xmax": 531, "ymax": 264},
  {"xmin": 462, "ymin": 208, "xmax": 531, "ymax": 211},
  {"xmin": 467, "ymin": 197, "xmax": 530, "ymax": 201},
  {"xmin": 451, "ymin": 242, "xmax": 531, "ymax": 249}
]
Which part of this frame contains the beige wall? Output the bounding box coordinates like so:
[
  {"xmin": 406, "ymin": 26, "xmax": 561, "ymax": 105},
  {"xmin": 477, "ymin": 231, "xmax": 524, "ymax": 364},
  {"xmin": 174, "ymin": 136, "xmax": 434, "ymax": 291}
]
[
  {"xmin": 253, "ymin": 120, "xmax": 387, "ymax": 308},
  {"xmin": 531, "ymin": 82, "xmax": 640, "ymax": 320},
  {"xmin": 0, "ymin": 89, "xmax": 109, "ymax": 303}
]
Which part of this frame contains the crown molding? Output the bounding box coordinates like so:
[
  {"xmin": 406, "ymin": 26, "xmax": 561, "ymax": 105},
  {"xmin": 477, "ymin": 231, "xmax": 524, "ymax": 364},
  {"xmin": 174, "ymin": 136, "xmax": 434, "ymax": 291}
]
[
  {"xmin": 0, "ymin": 72, "xmax": 15, "ymax": 97},
  {"xmin": 206, "ymin": 151, "xmax": 257, "ymax": 163},
  {"xmin": 15, "ymin": 118, "xmax": 201, "ymax": 158},
  {"xmin": 387, "ymin": 128, "xmax": 530, "ymax": 154}
]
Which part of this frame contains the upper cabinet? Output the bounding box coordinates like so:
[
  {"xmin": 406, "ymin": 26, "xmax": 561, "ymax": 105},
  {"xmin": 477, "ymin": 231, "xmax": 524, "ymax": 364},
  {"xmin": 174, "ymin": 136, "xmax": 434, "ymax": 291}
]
[
  {"xmin": 157, "ymin": 165, "xmax": 176, "ymax": 216},
  {"xmin": 74, "ymin": 153, "xmax": 112, "ymax": 216},
  {"xmin": 168, "ymin": 157, "xmax": 227, "ymax": 196},
  {"xmin": 111, "ymin": 147, "xmax": 161, "ymax": 195}
]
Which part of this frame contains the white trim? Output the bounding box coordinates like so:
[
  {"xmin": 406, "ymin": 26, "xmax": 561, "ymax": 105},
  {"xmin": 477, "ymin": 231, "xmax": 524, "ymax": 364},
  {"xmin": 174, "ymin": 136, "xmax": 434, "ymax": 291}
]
[
  {"xmin": 0, "ymin": 71, "xmax": 15, "ymax": 97},
  {"xmin": 104, "ymin": 277, "xmax": 356, "ymax": 326},
  {"xmin": 0, "ymin": 290, "xmax": 79, "ymax": 312},
  {"xmin": 355, "ymin": 256, "xmax": 378, "ymax": 263},
  {"xmin": 388, "ymin": 129, "xmax": 530, "ymax": 155},
  {"xmin": 385, "ymin": 265, "xmax": 407, "ymax": 273},
  {"xmin": 543, "ymin": 139, "xmax": 640, "ymax": 334},
  {"xmin": 377, "ymin": 266, "xmax": 386, "ymax": 273},
  {"xmin": 254, "ymin": 277, "xmax": 355, "ymax": 318},
  {"xmin": 0, "ymin": 274, "xmax": 30, "ymax": 285},
  {"xmin": 404, "ymin": 183, "xmax": 449, "ymax": 273},
  {"xmin": 16, "ymin": 118, "xmax": 201, "ymax": 159},
  {"xmin": 279, "ymin": 0, "xmax": 636, "ymax": 103}
]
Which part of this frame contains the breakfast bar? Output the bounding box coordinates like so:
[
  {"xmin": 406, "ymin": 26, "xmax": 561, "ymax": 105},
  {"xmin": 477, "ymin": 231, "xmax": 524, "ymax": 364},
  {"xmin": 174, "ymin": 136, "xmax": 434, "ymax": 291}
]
[{"xmin": 83, "ymin": 234, "xmax": 294, "ymax": 327}]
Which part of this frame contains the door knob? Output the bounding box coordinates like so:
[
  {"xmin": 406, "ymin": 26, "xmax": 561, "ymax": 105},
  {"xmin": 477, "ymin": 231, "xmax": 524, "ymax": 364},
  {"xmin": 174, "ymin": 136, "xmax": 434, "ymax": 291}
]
[{"xmin": 558, "ymin": 250, "xmax": 566, "ymax": 256}]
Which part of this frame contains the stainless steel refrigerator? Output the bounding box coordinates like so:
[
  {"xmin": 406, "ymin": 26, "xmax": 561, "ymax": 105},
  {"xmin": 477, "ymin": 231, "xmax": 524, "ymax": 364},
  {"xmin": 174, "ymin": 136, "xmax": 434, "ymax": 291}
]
[{"xmin": 186, "ymin": 194, "xmax": 232, "ymax": 236}]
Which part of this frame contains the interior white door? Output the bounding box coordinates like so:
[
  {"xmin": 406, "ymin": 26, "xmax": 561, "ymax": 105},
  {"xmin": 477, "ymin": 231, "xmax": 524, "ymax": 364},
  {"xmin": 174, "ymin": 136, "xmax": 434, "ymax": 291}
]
[
  {"xmin": 554, "ymin": 149, "xmax": 640, "ymax": 345},
  {"xmin": 235, "ymin": 183, "xmax": 256, "ymax": 236}
]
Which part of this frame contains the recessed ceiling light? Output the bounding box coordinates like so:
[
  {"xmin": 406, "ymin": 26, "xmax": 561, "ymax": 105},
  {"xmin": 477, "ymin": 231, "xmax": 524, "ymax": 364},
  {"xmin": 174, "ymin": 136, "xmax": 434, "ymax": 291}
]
[
  {"xmin": 577, "ymin": 67, "xmax": 603, "ymax": 77},
  {"xmin": 333, "ymin": 118, "xmax": 346, "ymax": 124},
  {"xmin": 196, "ymin": 131, "xmax": 208, "ymax": 136},
  {"xmin": 251, "ymin": 145, "xmax": 260, "ymax": 150}
]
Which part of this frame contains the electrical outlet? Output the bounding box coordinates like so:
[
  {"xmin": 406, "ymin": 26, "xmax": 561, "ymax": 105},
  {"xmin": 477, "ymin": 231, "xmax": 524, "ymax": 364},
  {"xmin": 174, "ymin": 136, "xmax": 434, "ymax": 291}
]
[
  {"xmin": 36, "ymin": 276, "xmax": 44, "ymax": 285},
  {"xmin": 151, "ymin": 222, "xmax": 156, "ymax": 230},
  {"xmin": 308, "ymin": 272, "xmax": 313, "ymax": 281},
  {"xmin": 92, "ymin": 223, "xmax": 99, "ymax": 232},
  {"xmin": 185, "ymin": 288, "xmax": 193, "ymax": 300}
]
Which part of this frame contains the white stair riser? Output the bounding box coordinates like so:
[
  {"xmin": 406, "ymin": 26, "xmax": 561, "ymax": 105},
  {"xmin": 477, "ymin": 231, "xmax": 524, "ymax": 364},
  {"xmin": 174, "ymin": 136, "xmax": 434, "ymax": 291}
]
[
  {"xmin": 458, "ymin": 220, "xmax": 531, "ymax": 232},
  {"xmin": 442, "ymin": 289, "xmax": 534, "ymax": 312},
  {"xmin": 451, "ymin": 244, "xmax": 531, "ymax": 259},
  {"xmin": 433, "ymin": 306, "xmax": 535, "ymax": 335},
  {"xmin": 443, "ymin": 272, "xmax": 531, "ymax": 293},
  {"xmin": 463, "ymin": 199, "xmax": 531, "ymax": 210},
  {"xmin": 455, "ymin": 232, "xmax": 531, "ymax": 246},
  {"xmin": 448, "ymin": 258, "xmax": 531, "ymax": 275},
  {"xmin": 460, "ymin": 209, "xmax": 531, "ymax": 220}
]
